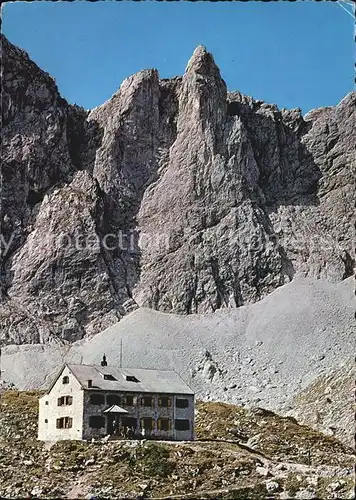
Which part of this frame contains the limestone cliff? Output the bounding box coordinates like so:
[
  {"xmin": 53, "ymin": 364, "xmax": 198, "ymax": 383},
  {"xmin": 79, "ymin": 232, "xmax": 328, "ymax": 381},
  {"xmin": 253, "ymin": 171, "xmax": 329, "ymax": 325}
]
[{"xmin": 1, "ymin": 36, "xmax": 354, "ymax": 344}]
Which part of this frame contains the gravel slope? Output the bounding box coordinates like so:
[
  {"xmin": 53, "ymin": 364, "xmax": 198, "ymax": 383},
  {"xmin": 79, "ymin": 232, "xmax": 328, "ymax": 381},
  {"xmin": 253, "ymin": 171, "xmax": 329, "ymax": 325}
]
[{"xmin": 2, "ymin": 277, "xmax": 353, "ymax": 419}]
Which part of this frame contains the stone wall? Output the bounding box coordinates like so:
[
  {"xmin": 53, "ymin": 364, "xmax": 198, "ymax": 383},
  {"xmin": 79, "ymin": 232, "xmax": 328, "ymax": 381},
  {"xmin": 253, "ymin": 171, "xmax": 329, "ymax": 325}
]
[{"xmin": 82, "ymin": 391, "xmax": 194, "ymax": 441}]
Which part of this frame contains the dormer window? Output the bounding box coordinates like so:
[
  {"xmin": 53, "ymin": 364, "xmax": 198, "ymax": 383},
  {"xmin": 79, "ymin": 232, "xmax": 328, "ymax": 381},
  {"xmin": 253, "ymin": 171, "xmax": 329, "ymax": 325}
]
[
  {"xmin": 126, "ymin": 375, "xmax": 139, "ymax": 382},
  {"xmin": 158, "ymin": 397, "xmax": 172, "ymax": 408},
  {"xmin": 62, "ymin": 376, "xmax": 69, "ymax": 384},
  {"xmin": 123, "ymin": 395, "xmax": 134, "ymax": 406},
  {"xmin": 103, "ymin": 374, "xmax": 116, "ymax": 381}
]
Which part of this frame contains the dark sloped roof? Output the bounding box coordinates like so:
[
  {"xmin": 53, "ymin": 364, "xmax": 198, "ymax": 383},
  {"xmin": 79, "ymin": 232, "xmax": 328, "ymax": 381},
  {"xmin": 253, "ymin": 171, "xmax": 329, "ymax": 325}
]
[{"xmin": 66, "ymin": 364, "xmax": 194, "ymax": 395}]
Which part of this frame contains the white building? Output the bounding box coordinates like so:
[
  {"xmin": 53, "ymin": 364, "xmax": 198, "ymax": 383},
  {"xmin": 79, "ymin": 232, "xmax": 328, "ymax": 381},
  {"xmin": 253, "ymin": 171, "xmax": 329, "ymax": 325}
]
[{"xmin": 38, "ymin": 356, "xmax": 194, "ymax": 442}]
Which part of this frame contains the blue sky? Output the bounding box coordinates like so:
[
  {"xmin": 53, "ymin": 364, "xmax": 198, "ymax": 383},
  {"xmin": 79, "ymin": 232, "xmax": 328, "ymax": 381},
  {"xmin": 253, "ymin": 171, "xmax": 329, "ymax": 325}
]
[{"xmin": 2, "ymin": 1, "xmax": 355, "ymax": 113}]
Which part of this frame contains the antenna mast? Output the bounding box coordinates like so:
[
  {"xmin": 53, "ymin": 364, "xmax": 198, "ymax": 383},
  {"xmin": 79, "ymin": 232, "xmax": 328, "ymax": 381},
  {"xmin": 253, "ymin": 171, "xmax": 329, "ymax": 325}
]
[{"xmin": 120, "ymin": 338, "xmax": 123, "ymax": 369}]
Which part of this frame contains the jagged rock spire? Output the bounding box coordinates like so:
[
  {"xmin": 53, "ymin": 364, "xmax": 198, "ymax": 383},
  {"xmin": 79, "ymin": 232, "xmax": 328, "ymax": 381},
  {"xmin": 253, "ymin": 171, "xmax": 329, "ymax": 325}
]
[
  {"xmin": 185, "ymin": 45, "xmax": 222, "ymax": 79},
  {"xmin": 1, "ymin": 34, "xmax": 354, "ymax": 345},
  {"xmin": 175, "ymin": 45, "xmax": 227, "ymax": 152}
]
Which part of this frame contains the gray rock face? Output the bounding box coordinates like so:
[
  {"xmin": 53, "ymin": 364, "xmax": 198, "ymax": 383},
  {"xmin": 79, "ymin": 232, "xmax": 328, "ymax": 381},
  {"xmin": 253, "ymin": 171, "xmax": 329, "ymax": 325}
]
[{"xmin": 0, "ymin": 37, "xmax": 354, "ymax": 344}]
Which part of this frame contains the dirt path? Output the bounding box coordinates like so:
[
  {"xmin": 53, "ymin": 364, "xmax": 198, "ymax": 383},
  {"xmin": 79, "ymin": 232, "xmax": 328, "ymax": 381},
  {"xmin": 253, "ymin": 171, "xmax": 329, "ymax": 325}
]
[{"xmin": 65, "ymin": 475, "xmax": 91, "ymax": 499}]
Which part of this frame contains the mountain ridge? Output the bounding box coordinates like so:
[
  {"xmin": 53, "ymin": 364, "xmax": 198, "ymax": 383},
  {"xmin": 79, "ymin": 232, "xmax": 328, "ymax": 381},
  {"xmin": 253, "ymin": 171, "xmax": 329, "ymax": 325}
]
[{"xmin": 1, "ymin": 35, "xmax": 355, "ymax": 345}]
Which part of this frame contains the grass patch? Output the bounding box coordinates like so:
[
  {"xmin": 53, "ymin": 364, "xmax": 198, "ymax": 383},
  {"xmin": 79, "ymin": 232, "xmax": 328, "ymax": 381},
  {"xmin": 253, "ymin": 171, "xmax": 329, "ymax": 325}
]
[
  {"xmin": 51, "ymin": 440, "xmax": 95, "ymax": 468},
  {"xmin": 133, "ymin": 443, "xmax": 176, "ymax": 478}
]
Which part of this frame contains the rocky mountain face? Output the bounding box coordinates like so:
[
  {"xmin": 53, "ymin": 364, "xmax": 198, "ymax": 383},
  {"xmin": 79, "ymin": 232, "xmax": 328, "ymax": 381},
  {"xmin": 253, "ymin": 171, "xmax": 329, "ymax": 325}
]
[{"xmin": 1, "ymin": 35, "xmax": 354, "ymax": 345}]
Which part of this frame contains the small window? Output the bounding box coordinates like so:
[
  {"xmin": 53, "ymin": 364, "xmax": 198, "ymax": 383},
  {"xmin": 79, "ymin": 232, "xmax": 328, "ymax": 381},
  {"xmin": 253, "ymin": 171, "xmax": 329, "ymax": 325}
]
[
  {"xmin": 106, "ymin": 394, "xmax": 121, "ymax": 406},
  {"xmin": 45, "ymin": 401, "xmax": 49, "ymax": 405},
  {"xmin": 90, "ymin": 393, "xmax": 105, "ymax": 405},
  {"xmin": 176, "ymin": 398, "xmax": 189, "ymax": 409},
  {"xmin": 175, "ymin": 419, "xmax": 190, "ymax": 431},
  {"xmin": 44, "ymin": 419, "xmax": 48, "ymax": 423},
  {"xmin": 124, "ymin": 395, "xmax": 134, "ymax": 406},
  {"xmin": 62, "ymin": 376, "xmax": 69, "ymax": 384},
  {"xmin": 103, "ymin": 374, "xmax": 116, "ymax": 381},
  {"xmin": 141, "ymin": 396, "xmax": 153, "ymax": 407},
  {"xmin": 158, "ymin": 418, "xmax": 171, "ymax": 431},
  {"xmin": 56, "ymin": 417, "xmax": 73, "ymax": 429},
  {"xmin": 158, "ymin": 397, "xmax": 171, "ymax": 408},
  {"xmin": 89, "ymin": 416, "xmax": 105, "ymax": 429}
]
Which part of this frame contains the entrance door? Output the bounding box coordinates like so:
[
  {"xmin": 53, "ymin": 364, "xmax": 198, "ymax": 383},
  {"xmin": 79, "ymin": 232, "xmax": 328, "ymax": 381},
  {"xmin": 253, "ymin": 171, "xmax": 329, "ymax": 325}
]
[
  {"xmin": 141, "ymin": 417, "xmax": 153, "ymax": 437},
  {"xmin": 122, "ymin": 417, "xmax": 137, "ymax": 433},
  {"xmin": 106, "ymin": 414, "xmax": 120, "ymax": 435}
]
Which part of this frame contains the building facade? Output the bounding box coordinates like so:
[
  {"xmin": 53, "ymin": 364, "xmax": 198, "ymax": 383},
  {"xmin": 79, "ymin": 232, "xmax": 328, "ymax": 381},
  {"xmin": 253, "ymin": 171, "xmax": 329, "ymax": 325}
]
[{"xmin": 38, "ymin": 360, "xmax": 194, "ymax": 442}]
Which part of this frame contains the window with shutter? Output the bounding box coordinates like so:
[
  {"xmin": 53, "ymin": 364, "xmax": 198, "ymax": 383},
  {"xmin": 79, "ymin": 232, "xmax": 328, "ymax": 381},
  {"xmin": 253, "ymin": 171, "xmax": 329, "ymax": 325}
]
[
  {"xmin": 158, "ymin": 418, "xmax": 170, "ymax": 431},
  {"xmin": 56, "ymin": 417, "xmax": 72, "ymax": 429},
  {"xmin": 124, "ymin": 395, "xmax": 134, "ymax": 406},
  {"xmin": 65, "ymin": 417, "xmax": 73, "ymax": 429},
  {"xmin": 141, "ymin": 417, "xmax": 153, "ymax": 430},
  {"xmin": 58, "ymin": 396, "xmax": 73, "ymax": 406},
  {"xmin": 158, "ymin": 396, "xmax": 171, "ymax": 408}
]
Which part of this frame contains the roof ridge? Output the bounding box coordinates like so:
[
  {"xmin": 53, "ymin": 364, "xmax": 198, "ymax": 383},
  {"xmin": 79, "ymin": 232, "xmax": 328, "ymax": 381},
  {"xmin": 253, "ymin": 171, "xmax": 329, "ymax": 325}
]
[{"xmin": 68, "ymin": 363, "xmax": 177, "ymax": 373}]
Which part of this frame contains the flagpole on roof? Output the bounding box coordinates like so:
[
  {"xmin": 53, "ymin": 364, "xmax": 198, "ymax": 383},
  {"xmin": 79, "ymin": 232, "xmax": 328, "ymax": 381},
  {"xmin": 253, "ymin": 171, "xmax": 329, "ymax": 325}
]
[{"xmin": 120, "ymin": 338, "xmax": 123, "ymax": 369}]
